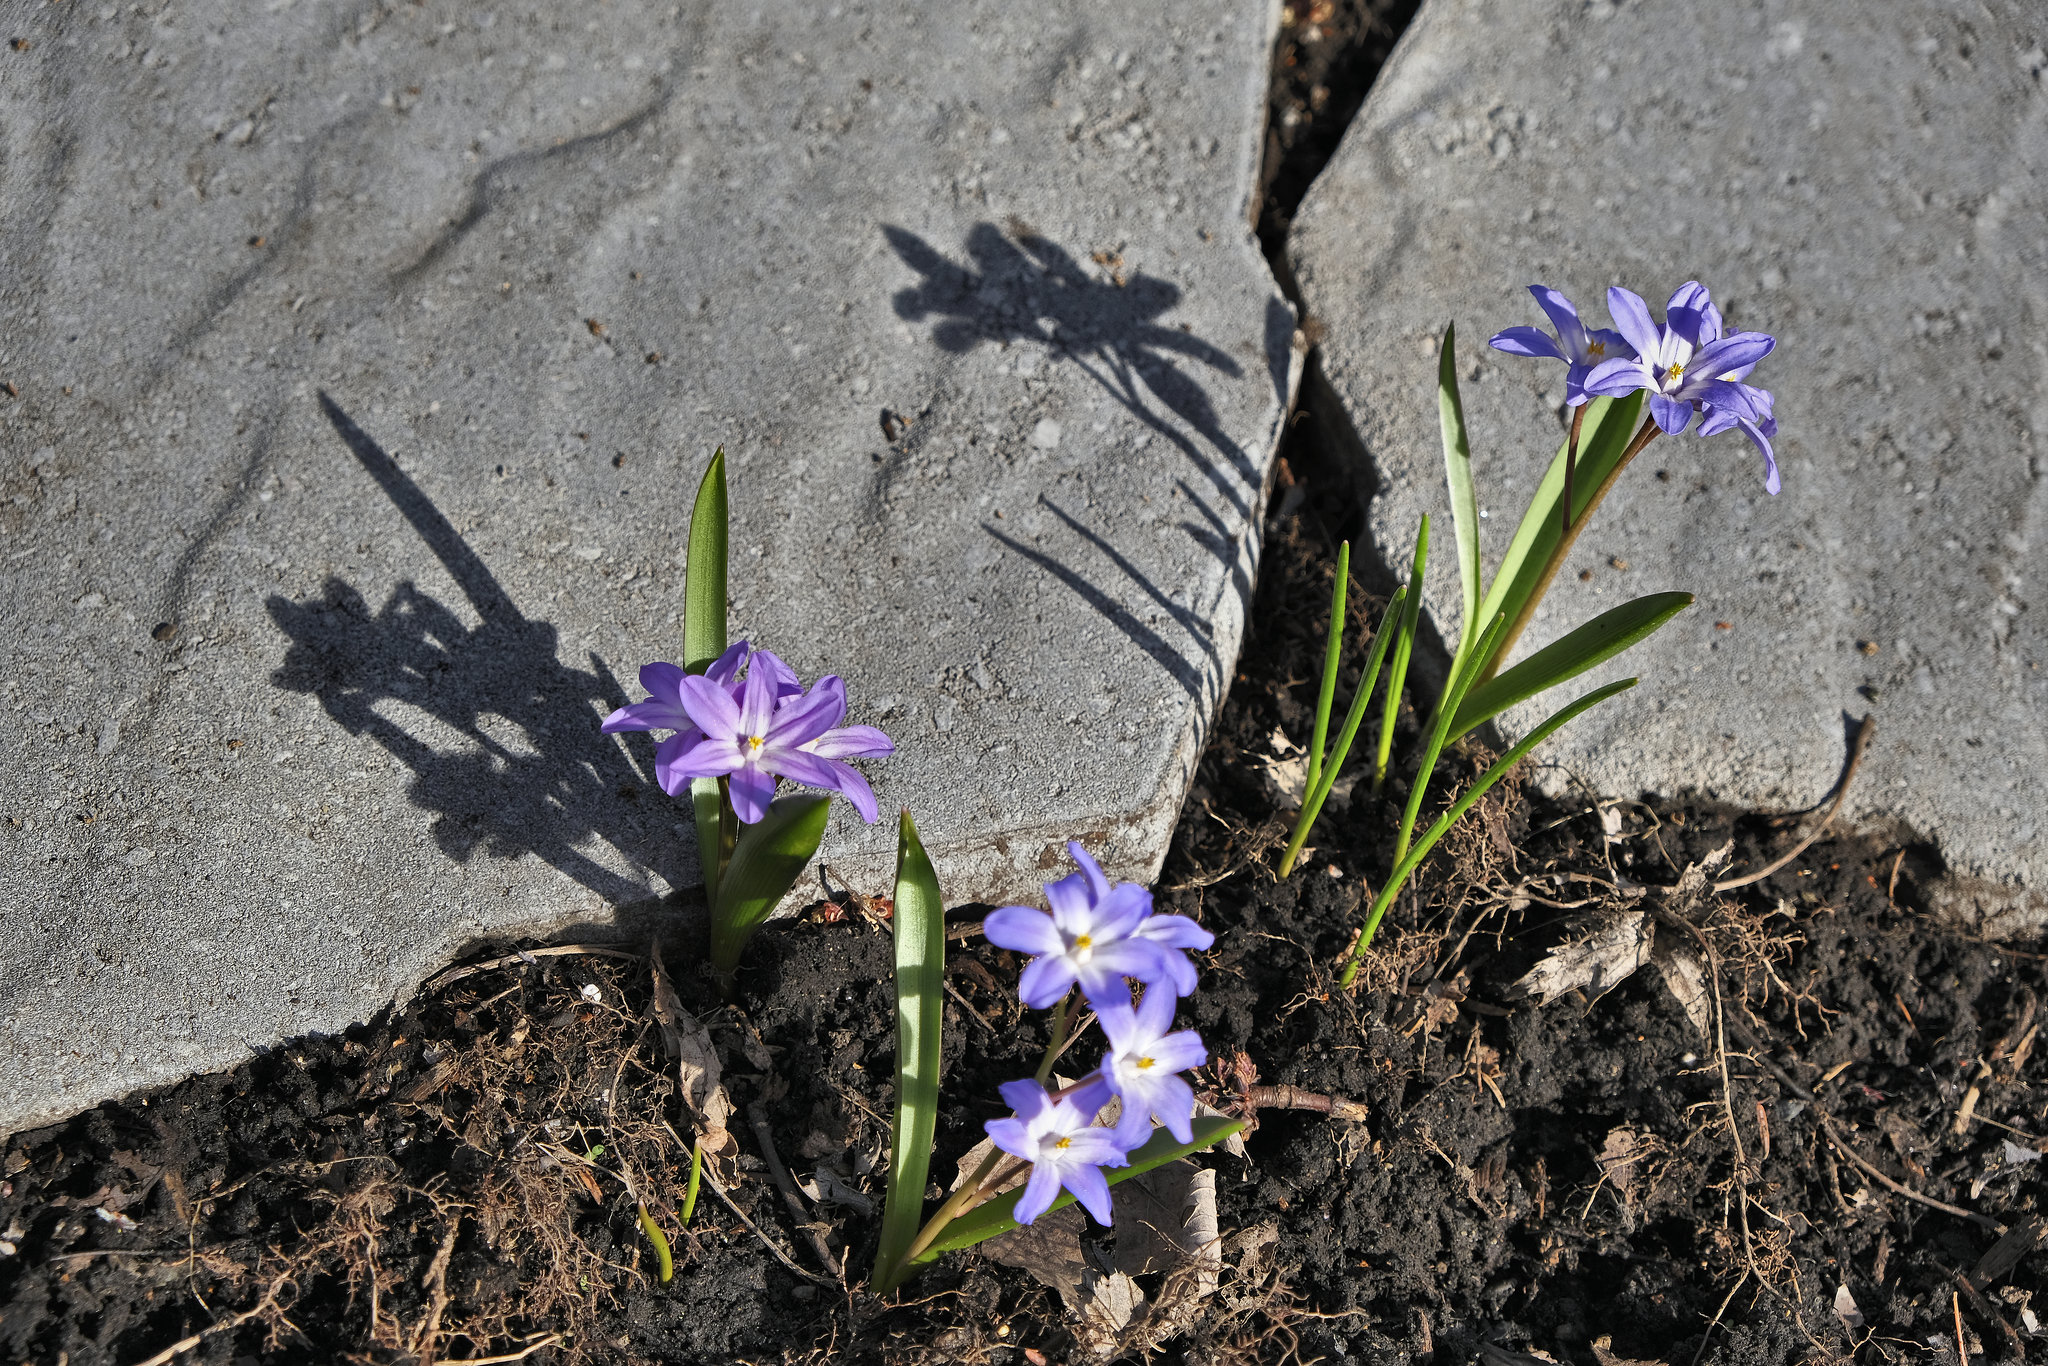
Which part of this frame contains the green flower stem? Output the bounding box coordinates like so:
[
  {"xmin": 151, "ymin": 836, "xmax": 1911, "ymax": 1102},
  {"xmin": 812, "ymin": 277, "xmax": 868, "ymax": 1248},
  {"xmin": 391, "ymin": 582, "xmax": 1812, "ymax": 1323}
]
[
  {"xmin": 894, "ymin": 1147, "xmax": 1006, "ymax": 1276},
  {"xmin": 1492, "ymin": 416, "xmax": 1659, "ymax": 672},
  {"xmin": 1561, "ymin": 403, "xmax": 1585, "ymax": 536},
  {"xmin": 1372, "ymin": 521, "xmax": 1429, "ymax": 796},
  {"xmin": 1033, "ymin": 990, "xmax": 1076, "ymax": 1086}
]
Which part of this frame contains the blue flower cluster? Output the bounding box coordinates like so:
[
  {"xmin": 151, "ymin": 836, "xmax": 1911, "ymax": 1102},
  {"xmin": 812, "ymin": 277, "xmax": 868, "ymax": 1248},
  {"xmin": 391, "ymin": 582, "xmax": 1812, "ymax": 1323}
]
[
  {"xmin": 980, "ymin": 843, "xmax": 1214, "ymax": 1225},
  {"xmin": 1491, "ymin": 281, "xmax": 1781, "ymax": 494}
]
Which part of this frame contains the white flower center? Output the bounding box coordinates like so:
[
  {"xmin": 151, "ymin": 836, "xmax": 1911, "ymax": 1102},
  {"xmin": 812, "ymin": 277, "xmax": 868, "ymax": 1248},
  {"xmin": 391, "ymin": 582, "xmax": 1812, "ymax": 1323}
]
[
  {"xmin": 1069, "ymin": 933, "xmax": 1094, "ymax": 963},
  {"xmin": 1135, "ymin": 1055, "xmax": 1156, "ymax": 1071}
]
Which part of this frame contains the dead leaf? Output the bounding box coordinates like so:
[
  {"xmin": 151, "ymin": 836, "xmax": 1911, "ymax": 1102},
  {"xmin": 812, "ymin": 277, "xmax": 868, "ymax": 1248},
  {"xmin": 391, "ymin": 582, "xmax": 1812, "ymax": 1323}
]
[
  {"xmin": 1510, "ymin": 910, "xmax": 1652, "ymax": 1005},
  {"xmin": 798, "ymin": 1162, "xmax": 873, "ymax": 1215},
  {"xmin": 1596, "ymin": 1127, "xmax": 1643, "ymax": 1204},
  {"xmin": 1080, "ymin": 1272, "xmax": 1145, "ymax": 1352},
  {"xmin": 650, "ymin": 939, "xmax": 737, "ymax": 1182},
  {"xmin": 1832, "ymin": 1282, "xmax": 1864, "ymax": 1330},
  {"xmin": 980, "ymin": 1204, "xmax": 1090, "ymax": 1303},
  {"xmin": 1651, "ymin": 939, "xmax": 1710, "ymax": 1036}
]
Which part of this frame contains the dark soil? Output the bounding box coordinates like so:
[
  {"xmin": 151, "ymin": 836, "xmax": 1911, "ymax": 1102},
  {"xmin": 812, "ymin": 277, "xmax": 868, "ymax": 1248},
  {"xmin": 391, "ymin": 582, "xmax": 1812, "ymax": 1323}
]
[{"xmin": 6, "ymin": 6, "xmax": 2046, "ymax": 1365}]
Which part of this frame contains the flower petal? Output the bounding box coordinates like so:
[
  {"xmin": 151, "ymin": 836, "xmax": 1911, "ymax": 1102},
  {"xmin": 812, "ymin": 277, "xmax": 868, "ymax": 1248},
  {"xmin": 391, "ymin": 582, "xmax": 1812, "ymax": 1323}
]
[
  {"xmin": 1042, "ymin": 871, "xmax": 1096, "ymax": 934},
  {"xmin": 727, "ymin": 766, "xmax": 776, "ymax": 824},
  {"xmin": 638, "ymin": 661, "xmax": 690, "ymax": 705},
  {"xmin": 702, "ymin": 640, "xmax": 752, "ymax": 686},
  {"xmin": 1149, "ymin": 1029, "xmax": 1209, "ymax": 1075},
  {"xmin": 769, "ymin": 675, "xmax": 848, "ymax": 746},
  {"xmin": 1604, "ymin": 287, "xmax": 1665, "ymax": 363},
  {"xmin": 652, "ymin": 731, "xmax": 706, "ymax": 796},
  {"xmin": 983, "ymin": 906, "xmax": 1063, "ymax": 957},
  {"xmin": 601, "ymin": 698, "xmax": 693, "ymax": 735},
  {"xmin": 677, "ymin": 673, "xmax": 744, "ymax": 738},
  {"xmin": 1528, "ymin": 284, "xmax": 1585, "ymax": 339},
  {"xmin": 1095, "ymin": 1000, "xmax": 1140, "ymax": 1055},
  {"xmin": 1134, "ymin": 912, "xmax": 1214, "ymax": 952},
  {"xmin": 1648, "ymin": 392, "xmax": 1694, "ymax": 436},
  {"xmin": 1134, "ymin": 982, "xmax": 1179, "ymax": 1039},
  {"xmin": 1013, "ymin": 1163, "xmax": 1064, "ymax": 1227},
  {"xmin": 1091, "ymin": 882, "xmax": 1154, "ymax": 941},
  {"xmin": 1487, "ymin": 325, "xmax": 1566, "ymax": 361},
  {"xmin": 748, "ymin": 646, "xmax": 802, "ymax": 697},
  {"xmin": 1691, "ymin": 331, "xmax": 1773, "ymax": 380},
  {"xmin": 1582, "ymin": 355, "xmax": 1650, "ymax": 398},
  {"xmin": 735, "ymin": 652, "xmax": 781, "ymax": 737},
  {"xmin": 984, "ymin": 1115, "xmax": 1035, "ymax": 1161},
  {"xmin": 1062, "ymin": 1162, "xmax": 1115, "ymax": 1227},
  {"xmin": 1733, "ymin": 417, "xmax": 1782, "ymax": 495},
  {"xmin": 1066, "ymin": 842, "xmax": 1113, "ymax": 904},
  {"xmin": 1016, "ymin": 954, "xmax": 1077, "ymax": 1010},
  {"xmin": 666, "ymin": 736, "xmax": 745, "ymax": 782},
  {"xmin": 999, "ymin": 1078, "xmax": 1053, "ymax": 1120},
  {"xmin": 801, "ymin": 724, "xmax": 895, "ymax": 759}
]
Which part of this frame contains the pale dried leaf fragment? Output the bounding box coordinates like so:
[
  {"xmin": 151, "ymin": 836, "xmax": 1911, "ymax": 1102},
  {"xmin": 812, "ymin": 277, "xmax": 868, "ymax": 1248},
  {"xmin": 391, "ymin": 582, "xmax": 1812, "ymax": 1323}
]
[
  {"xmin": 650, "ymin": 939, "xmax": 737, "ymax": 1181},
  {"xmin": 1589, "ymin": 1336, "xmax": 1670, "ymax": 1366},
  {"xmin": 1833, "ymin": 1282, "xmax": 1864, "ymax": 1330},
  {"xmin": 1596, "ymin": 1127, "xmax": 1643, "ymax": 1203},
  {"xmin": 1510, "ymin": 909, "xmax": 1652, "ymax": 1005},
  {"xmin": 1652, "ymin": 939, "xmax": 1710, "ymax": 1035}
]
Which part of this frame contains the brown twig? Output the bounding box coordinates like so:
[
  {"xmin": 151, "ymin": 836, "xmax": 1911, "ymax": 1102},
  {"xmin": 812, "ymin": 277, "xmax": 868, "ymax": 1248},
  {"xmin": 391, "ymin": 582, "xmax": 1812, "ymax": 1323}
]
[
  {"xmin": 1818, "ymin": 1111, "xmax": 2005, "ymax": 1234},
  {"xmin": 130, "ymin": 1287, "xmax": 283, "ymax": 1366},
  {"xmin": 438, "ymin": 1335, "xmax": 565, "ymax": 1365},
  {"xmin": 1241, "ymin": 1084, "xmax": 1370, "ymax": 1122},
  {"xmin": 1714, "ymin": 717, "xmax": 1874, "ymax": 891},
  {"xmin": 425, "ymin": 944, "xmax": 644, "ymax": 991},
  {"xmin": 942, "ymin": 980, "xmax": 999, "ymax": 1035},
  {"xmin": 746, "ymin": 1102, "xmax": 843, "ymax": 1281},
  {"xmin": 411, "ymin": 1217, "xmax": 462, "ymax": 1366}
]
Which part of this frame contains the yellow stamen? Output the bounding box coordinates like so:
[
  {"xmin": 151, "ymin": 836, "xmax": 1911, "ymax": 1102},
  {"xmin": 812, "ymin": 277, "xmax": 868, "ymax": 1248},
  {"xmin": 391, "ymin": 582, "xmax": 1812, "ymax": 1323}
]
[
  {"xmin": 1073, "ymin": 935, "xmax": 1093, "ymax": 950},
  {"xmin": 1587, "ymin": 340, "xmax": 1606, "ymax": 358},
  {"xmin": 1665, "ymin": 361, "xmax": 1684, "ymax": 383},
  {"xmin": 1054, "ymin": 1136, "xmax": 1072, "ymax": 1150},
  {"xmin": 1136, "ymin": 1056, "xmax": 1156, "ymax": 1070},
  {"xmin": 747, "ymin": 735, "xmax": 765, "ymax": 752}
]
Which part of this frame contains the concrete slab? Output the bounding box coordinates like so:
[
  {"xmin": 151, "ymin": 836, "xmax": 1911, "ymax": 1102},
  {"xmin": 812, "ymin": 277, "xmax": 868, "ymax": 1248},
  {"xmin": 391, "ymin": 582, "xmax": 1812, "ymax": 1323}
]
[
  {"xmin": 1291, "ymin": 0, "xmax": 2046, "ymax": 929},
  {"xmin": 0, "ymin": 0, "xmax": 1295, "ymax": 1136}
]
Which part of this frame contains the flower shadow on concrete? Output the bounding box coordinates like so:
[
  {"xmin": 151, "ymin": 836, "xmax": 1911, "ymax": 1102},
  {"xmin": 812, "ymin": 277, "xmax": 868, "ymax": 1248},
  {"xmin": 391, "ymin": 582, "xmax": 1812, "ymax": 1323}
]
[
  {"xmin": 264, "ymin": 393, "xmax": 683, "ymax": 907},
  {"xmin": 885, "ymin": 223, "xmax": 1286, "ymax": 709}
]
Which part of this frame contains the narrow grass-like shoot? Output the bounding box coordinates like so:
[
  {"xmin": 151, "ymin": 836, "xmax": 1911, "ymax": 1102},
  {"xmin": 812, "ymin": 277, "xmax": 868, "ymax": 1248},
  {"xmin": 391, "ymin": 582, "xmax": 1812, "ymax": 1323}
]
[
  {"xmin": 1277, "ymin": 583, "xmax": 1406, "ymax": 878},
  {"xmin": 637, "ymin": 1204, "xmax": 674, "ymax": 1284},
  {"xmin": 1371, "ymin": 518, "xmax": 1428, "ymax": 794},
  {"xmin": 1302, "ymin": 541, "xmax": 1350, "ymax": 806},
  {"xmin": 871, "ymin": 810, "xmax": 947, "ymax": 1295},
  {"xmin": 1341, "ymin": 677, "xmax": 1639, "ymax": 985},
  {"xmin": 1391, "ymin": 610, "xmax": 1509, "ymax": 868},
  {"xmin": 679, "ymin": 1140, "xmax": 703, "ymax": 1227}
]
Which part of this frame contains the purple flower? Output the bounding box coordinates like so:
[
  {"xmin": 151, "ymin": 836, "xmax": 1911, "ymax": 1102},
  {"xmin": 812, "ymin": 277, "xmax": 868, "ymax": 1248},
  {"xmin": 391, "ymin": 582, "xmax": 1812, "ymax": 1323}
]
[
  {"xmin": 983, "ymin": 1078, "xmax": 1129, "ymax": 1226},
  {"xmin": 1096, "ymin": 988, "xmax": 1207, "ymax": 1148},
  {"xmin": 983, "ymin": 843, "xmax": 1215, "ymax": 1009},
  {"xmin": 1489, "ymin": 285, "xmax": 1638, "ymax": 407},
  {"xmin": 1582, "ymin": 282, "xmax": 1782, "ymax": 494},
  {"xmin": 606, "ymin": 643, "xmax": 892, "ymax": 823},
  {"xmin": 602, "ymin": 643, "xmax": 800, "ymax": 797}
]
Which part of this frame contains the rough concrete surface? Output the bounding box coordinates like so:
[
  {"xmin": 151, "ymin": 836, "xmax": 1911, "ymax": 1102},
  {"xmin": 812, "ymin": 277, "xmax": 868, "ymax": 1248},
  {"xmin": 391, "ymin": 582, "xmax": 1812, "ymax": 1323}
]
[
  {"xmin": 1291, "ymin": 0, "xmax": 2047, "ymax": 931},
  {"xmin": 0, "ymin": 0, "xmax": 1295, "ymax": 1136}
]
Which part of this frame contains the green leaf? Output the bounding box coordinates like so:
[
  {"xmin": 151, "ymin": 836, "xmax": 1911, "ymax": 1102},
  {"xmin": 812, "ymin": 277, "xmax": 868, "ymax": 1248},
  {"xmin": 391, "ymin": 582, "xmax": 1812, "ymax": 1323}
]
[
  {"xmin": 1280, "ymin": 582, "xmax": 1406, "ymax": 879},
  {"xmin": 1449, "ymin": 592, "xmax": 1692, "ymax": 741},
  {"xmin": 912, "ymin": 1117, "xmax": 1247, "ymax": 1262},
  {"xmin": 1437, "ymin": 325, "xmax": 1481, "ymax": 660},
  {"xmin": 873, "ymin": 811, "xmax": 948, "ymax": 1293},
  {"xmin": 1373, "ymin": 517, "xmax": 1429, "ymax": 789},
  {"xmin": 1472, "ymin": 391, "xmax": 1645, "ymax": 678},
  {"xmin": 1304, "ymin": 540, "xmax": 1351, "ymax": 804},
  {"xmin": 685, "ymin": 450, "xmax": 730, "ymax": 897},
  {"xmin": 708, "ymin": 794, "xmax": 831, "ymax": 976},
  {"xmin": 1347, "ymin": 677, "xmax": 1639, "ymax": 976},
  {"xmin": 684, "ymin": 448, "xmax": 729, "ymax": 675}
]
